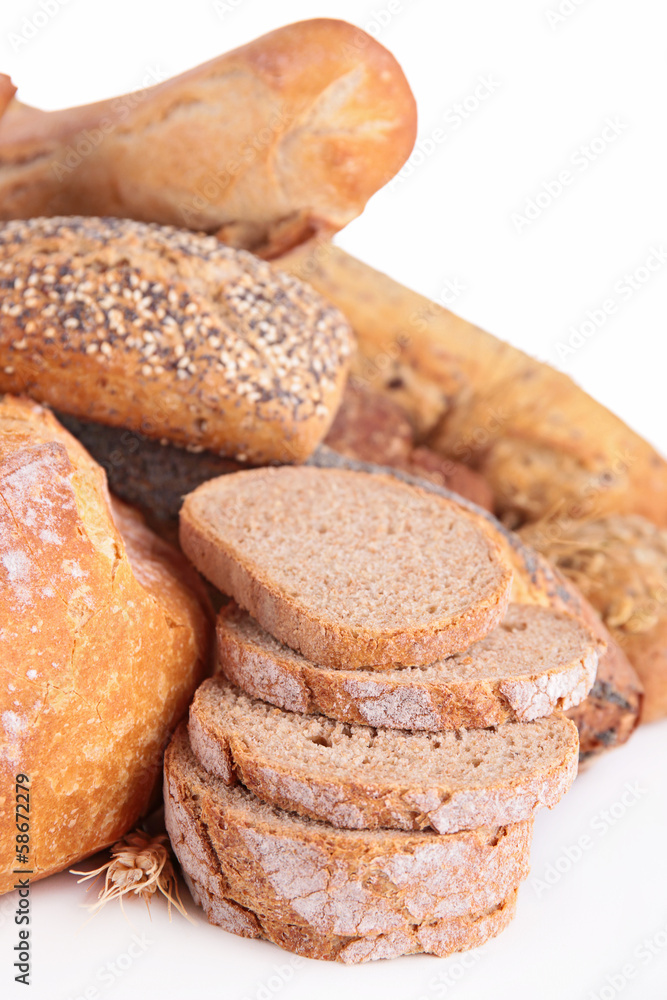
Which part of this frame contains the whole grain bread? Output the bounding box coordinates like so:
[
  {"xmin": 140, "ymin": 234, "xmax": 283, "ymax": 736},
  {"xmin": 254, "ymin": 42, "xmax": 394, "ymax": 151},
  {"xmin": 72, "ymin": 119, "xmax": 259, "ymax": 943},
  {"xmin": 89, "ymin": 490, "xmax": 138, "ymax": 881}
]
[
  {"xmin": 164, "ymin": 724, "xmax": 532, "ymax": 936},
  {"xmin": 184, "ymin": 868, "xmax": 518, "ymax": 964},
  {"xmin": 0, "ymin": 20, "xmax": 416, "ymax": 258},
  {"xmin": 216, "ymin": 602, "xmax": 599, "ymax": 730},
  {"xmin": 189, "ymin": 677, "xmax": 579, "ymax": 833},
  {"xmin": 0, "ymin": 396, "xmax": 211, "ymax": 894},
  {"xmin": 179, "ymin": 466, "xmax": 513, "ymax": 668},
  {"xmin": 521, "ymin": 514, "xmax": 667, "ymax": 723},
  {"xmin": 0, "ymin": 216, "xmax": 353, "ymax": 464}
]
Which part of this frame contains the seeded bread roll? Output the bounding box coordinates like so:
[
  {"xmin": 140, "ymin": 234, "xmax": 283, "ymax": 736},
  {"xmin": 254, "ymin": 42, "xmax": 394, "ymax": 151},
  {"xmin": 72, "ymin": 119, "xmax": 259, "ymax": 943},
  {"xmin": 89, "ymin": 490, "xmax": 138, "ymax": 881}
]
[
  {"xmin": 215, "ymin": 602, "xmax": 598, "ymax": 730},
  {"xmin": 0, "ymin": 396, "xmax": 211, "ymax": 893},
  {"xmin": 0, "ymin": 20, "xmax": 416, "ymax": 258},
  {"xmin": 164, "ymin": 724, "xmax": 533, "ymax": 936},
  {"xmin": 189, "ymin": 676, "xmax": 579, "ymax": 833},
  {"xmin": 180, "ymin": 466, "xmax": 513, "ymax": 668},
  {"xmin": 0, "ymin": 216, "xmax": 354, "ymax": 464},
  {"xmin": 184, "ymin": 865, "xmax": 518, "ymax": 963}
]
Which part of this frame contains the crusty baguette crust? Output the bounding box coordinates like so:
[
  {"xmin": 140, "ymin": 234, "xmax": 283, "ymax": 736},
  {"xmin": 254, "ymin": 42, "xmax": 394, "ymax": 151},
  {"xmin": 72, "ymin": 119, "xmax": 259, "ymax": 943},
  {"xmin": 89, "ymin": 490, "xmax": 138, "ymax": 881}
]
[
  {"xmin": 164, "ymin": 725, "xmax": 532, "ymax": 936},
  {"xmin": 0, "ymin": 20, "xmax": 416, "ymax": 257},
  {"xmin": 189, "ymin": 676, "xmax": 579, "ymax": 833},
  {"xmin": 0, "ymin": 217, "xmax": 353, "ymax": 463},
  {"xmin": 214, "ymin": 604, "xmax": 597, "ymax": 732},
  {"xmin": 179, "ymin": 466, "xmax": 513, "ymax": 668},
  {"xmin": 184, "ymin": 868, "xmax": 518, "ymax": 963},
  {"xmin": 0, "ymin": 396, "xmax": 211, "ymax": 893},
  {"xmin": 280, "ymin": 243, "xmax": 667, "ymax": 526}
]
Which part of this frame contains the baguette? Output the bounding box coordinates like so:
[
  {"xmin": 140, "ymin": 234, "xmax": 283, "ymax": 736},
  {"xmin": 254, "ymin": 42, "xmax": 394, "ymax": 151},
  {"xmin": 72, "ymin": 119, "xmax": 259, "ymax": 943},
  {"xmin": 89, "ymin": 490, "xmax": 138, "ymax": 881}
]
[
  {"xmin": 280, "ymin": 243, "xmax": 667, "ymax": 527},
  {"xmin": 0, "ymin": 20, "xmax": 416, "ymax": 258}
]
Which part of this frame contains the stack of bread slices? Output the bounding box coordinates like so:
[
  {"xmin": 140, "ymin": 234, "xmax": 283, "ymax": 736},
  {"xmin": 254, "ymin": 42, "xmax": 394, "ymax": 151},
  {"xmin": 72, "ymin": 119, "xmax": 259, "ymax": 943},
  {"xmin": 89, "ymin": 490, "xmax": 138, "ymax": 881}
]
[{"xmin": 165, "ymin": 466, "xmax": 601, "ymax": 964}]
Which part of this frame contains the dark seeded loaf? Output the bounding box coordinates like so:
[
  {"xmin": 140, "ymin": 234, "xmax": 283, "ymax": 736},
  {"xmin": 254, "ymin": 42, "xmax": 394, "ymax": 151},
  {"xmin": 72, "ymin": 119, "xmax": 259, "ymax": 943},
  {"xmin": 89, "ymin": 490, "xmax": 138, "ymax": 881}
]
[
  {"xmin": 164, "ymin": 725, "xmax": 533, "ymax": 937},
  {"xmin": 0, "ymin": 216, "xmax": 353, "ymax": 464},
  {"xmin": 215, "ymin": 602, "xmax": 600, "ymax": 730},
  {"xmin": 189, "ymin": 677, "xmax": 579, "ymax": 833},
  {"xmin": 179, "ymin": 466, "xmax": 513, "ymax": 668}
]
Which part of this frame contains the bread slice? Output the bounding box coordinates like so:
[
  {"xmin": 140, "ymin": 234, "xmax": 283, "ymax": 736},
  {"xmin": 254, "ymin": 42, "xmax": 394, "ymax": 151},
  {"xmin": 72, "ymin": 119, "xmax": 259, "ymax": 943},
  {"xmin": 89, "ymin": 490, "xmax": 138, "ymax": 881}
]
[
  {"xmin": 180, "ymin": 466, "xmax": 513, "ymax": 668},
  {"xmin": 216, "ymin": 602, "xmax": 599, "ymax": 730},
  {"xmin": 184, "ymin": 868, "xmax": 519, "ymax": 963},
  {"xmin": 189, "ymin": 677, "xmax": 579, "ymax": 834},
  {"xmin": 164, "ymin": 725, "xmax": 532, "ymax": 937}
]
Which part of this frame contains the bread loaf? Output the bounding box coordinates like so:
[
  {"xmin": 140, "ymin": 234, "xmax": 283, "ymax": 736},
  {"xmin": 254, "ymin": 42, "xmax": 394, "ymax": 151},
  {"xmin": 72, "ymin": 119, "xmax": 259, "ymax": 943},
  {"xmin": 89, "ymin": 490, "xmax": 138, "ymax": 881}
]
[
  {"xmin": 180, "ymin": 466, "xmax": 513, "ymax": 668},
  {"xmin": 0, "ymin": 20, "xmax": 416, "ymax": 258},
  {"xmin": 0, "ymin": 396, "xmax": 211, "ymax": 892},
  {"xmin": 0, "ymin": 216, "xmax": 354, "ymax": 464}
]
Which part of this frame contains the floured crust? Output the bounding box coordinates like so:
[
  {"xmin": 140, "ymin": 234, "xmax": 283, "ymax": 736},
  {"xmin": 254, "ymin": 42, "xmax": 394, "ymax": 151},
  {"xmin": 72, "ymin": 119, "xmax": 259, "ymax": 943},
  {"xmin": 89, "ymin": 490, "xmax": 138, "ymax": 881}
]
[
  {"xmin": 189, "ymin": 676, "xmax": 579, "ymax": 834},
  {"xmin": 185, "ymin": 869, "xmax": 519, "ymax": 963},
  {"xmin": 0, "ymin": 396, "xmax": 211, "ymax": 893},
  {"xmin": 180, "ymin": 466, "xmax": 513, "ymax": 668},
  {"xmin": 215, "ymin": 603, "xmax": 599, "ymax": 731},
  {"xmin": 164, "ymin": 725, "xmax": 533, "ymax": 937}
]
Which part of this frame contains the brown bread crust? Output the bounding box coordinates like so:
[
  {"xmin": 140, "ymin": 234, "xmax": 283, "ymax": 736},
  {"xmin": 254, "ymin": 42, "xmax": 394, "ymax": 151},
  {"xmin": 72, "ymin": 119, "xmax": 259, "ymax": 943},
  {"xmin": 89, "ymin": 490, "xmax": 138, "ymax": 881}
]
[
  {"xmin": 0, "ymin": 396, "xmax": 212, "ymax": 893},
  {"xmin": 179, "ymin": 466, "xmax": 513, "ymax": 668},
  {"xmin": 164, "ymin": 725, "xmax": 532, "ymax": 937},
  {"xmin": 0, "ymin": 20, "xmax": 416, "ymax": 258}
]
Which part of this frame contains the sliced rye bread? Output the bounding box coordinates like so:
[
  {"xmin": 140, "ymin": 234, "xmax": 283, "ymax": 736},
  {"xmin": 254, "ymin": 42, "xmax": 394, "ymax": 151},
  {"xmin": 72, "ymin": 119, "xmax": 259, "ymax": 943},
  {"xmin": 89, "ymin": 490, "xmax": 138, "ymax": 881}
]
[
  {"xmin": 188, "ymin": 677, "xmax": 579, "ymax": 834},
  {"xmin": 164, "ymin": 724, "xmax": 533, "ymax": 937},
  {"xmin": 216, "ymin": 602, "xmax": 600, "ymax": 730},
  {"xmin": 179, "ymin": 466, "xmax": 513, "ymax": 668},
  {"xmin": 183, "ymin": 868, "xmax": 518, "ymax": 963}
]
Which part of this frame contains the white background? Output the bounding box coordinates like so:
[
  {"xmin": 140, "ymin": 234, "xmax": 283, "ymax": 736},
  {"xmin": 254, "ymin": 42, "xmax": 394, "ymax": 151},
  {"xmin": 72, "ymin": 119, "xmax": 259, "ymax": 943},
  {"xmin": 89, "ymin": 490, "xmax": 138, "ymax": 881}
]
[{"xmin": 1, "ymin": 0, "xmax": 666, "ymax": 998}]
